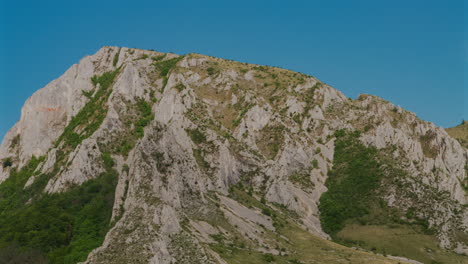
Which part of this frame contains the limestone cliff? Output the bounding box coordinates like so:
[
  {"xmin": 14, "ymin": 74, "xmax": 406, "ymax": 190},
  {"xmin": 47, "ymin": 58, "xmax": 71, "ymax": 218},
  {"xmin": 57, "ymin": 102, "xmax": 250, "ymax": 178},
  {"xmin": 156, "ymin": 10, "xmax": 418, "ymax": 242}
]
[{"xmin": 0, "ymin": 47, "xmax": 466, "ymax": 264}]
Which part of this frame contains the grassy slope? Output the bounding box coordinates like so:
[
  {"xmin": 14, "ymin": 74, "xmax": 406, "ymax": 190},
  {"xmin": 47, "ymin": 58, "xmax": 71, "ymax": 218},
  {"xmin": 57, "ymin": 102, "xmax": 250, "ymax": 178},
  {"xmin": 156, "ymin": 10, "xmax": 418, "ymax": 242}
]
[
  {"xmin": 206, "ymin": 188, "xmax": 406, "ymax": 264},
  {"xmin": 319, "ymin": 130, "xmax": 466, "ymax": 264},
  {"xmin": 446, "ymin": 121, "xmax": 468, "ymax": 148},
  {"xmin": 338, "ymin": 224, "xmax": 467, "ymax": 264}
]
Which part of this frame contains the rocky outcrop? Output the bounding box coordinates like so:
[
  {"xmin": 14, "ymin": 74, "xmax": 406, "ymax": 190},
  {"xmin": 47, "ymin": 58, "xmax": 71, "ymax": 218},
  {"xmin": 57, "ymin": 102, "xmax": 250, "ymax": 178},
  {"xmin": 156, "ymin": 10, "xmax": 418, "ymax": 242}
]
[{"xmin": 0, "ymin": 46, "xmax": 466, "ymax": 264}]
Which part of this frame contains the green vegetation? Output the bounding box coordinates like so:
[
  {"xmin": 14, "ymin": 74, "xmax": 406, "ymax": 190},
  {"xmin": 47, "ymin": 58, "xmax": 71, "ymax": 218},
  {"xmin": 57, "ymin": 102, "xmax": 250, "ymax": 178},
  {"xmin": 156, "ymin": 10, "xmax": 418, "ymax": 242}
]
[
  {"xmin": 122, "ymin": 164, "xmax": 130, "ymax": 174},
  {"xmin": 152, "ymin": 151, "xmax": 169, "ymax": 175},
  {"xmin": 289, "ymin": 171, "xmax": 314, "ymax": 190},
  {"xmin": 0, "ymin": 153, "xmax": 118, "ymax": 263},
  {"xmin": 2, "ymin": 157, "xmax": 12, "ymax": 168},
  {"xmin": 311, "ymin": 159, "xmax": 319, "ymax": 169},
  {"xmin": 256, "ymin": 124, "xmax": 285, "ymax": 160},
  {"xmin": 9, "ymin": 135, "xmax": 20, "ymax": 150},
  {"xmin": 186, "ymin": 127, "xmax": 214, "ymax": 173},
  {"xmin": 175, "ymin": 83, "xmax": 186, "ymax": 92},
  {"xmin": 192, "ymin": 148, "xmax": 210, "ymax": 170},
  {"xmin": 446, "ymin": 120, "xmax": 468, "ymax": 148},
  {"xmin": 319, "ymin": 130, "xmax": 384, "ymax": 236},
  {"xmin": 136, "ymin": 54, "xmax": 149, "ymax": 60},
  {"xmin": 232, "ymin": 106, "xmax": 252, "ymax": 128},
  {"xmin": 187, "ymin": 128, "xmax": 207, "ymax": 145},
  {"xmin": 317, "ymin": 130, "xmax": 466, "ymax": 264},
  {"xmin": 152, "ymin": 56, "xmax": 183, "ymax": 77},
  {"xmin": 210, "ymin": 187, "xmax": 404, "ymax": 264},
  {"xmin": 134, "ymin": 100, "xmax": 153, "ymax": 138},
  {"xmin": 420, "ymin": 131, "xmax": 439, "ymax": 158},
  {"xmin": 315, "ymin": 147, "xmax": 321, "ymax": 154},
  {"xmin": 206, "ymin": 67, "xmax": 219, "ymax": 76},
  {"xmin": 107, "ymin": 98, "xmax": 154, "ymax": 157},
  {"xmin": 338, "ymin": 224, "xmax": 467, "ymax": 264},
  {"xmin": 56, "ymin": 69, "xmax": 120, "ymax": 149},
  {"xmin": 151, "ymin": 56, "xmax": 184, "ymax": 89},
  {"xmin": 112, "ymin": 48, "xmax": 121, "ymax": 67},
  {"xmin": 292, "ymin": 113, "xmax": 302, "ymax": 124},
  {"xmin": 81, "ymin": 89, "xmax": 94, "ymax": 99},
  {"xmin": 0, "ymin": 156, "xmax": 45, "ymax": 211},
  {"xmin": 151, "ymin": 54, "xmax": 166, "ymax": 61}
]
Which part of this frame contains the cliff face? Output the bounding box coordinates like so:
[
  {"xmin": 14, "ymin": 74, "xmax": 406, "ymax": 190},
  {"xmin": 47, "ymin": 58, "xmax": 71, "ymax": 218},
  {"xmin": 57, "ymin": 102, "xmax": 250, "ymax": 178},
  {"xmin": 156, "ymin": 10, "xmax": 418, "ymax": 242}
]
[{"xmin": 0, "ymin": 47, "xmax": 466, "ymax": 264}]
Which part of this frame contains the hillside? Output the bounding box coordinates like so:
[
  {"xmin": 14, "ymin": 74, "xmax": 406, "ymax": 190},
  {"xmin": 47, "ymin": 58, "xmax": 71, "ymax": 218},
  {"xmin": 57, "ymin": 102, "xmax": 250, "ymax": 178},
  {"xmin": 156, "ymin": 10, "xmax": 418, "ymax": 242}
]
[
  {"xmin": 447, "ymin": 121, "xmax": 468, "ymax": 149},
  {"xmin": 0, "ymin": 47, "xmax": 466, "ymax": 264}
]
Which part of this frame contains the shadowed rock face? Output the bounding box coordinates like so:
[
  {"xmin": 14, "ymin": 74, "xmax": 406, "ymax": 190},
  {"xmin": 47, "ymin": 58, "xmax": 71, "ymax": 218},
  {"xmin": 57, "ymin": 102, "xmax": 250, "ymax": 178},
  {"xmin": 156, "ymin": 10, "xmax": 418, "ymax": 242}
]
[{"xmin": 0, "ymin": 46, "xmax": 466, "ymax": 264}]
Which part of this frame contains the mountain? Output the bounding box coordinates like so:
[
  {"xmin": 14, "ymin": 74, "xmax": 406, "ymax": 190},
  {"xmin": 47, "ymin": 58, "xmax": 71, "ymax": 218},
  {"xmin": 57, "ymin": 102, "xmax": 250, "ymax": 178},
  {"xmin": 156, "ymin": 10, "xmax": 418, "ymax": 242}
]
[{"xmin": 0, "ymin": 47, "xmax": 466, "ymax": 264}]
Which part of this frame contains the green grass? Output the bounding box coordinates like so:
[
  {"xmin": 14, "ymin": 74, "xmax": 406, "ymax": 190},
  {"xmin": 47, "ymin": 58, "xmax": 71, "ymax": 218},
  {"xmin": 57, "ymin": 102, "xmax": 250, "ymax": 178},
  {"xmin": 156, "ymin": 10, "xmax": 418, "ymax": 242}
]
[
  {"xmin": 337, "ymin": 224, "xmax": 467, "ymax": 264},
  {"xmin": 446, "ymin": 120, "xmax": 468, "ymax": 148}
]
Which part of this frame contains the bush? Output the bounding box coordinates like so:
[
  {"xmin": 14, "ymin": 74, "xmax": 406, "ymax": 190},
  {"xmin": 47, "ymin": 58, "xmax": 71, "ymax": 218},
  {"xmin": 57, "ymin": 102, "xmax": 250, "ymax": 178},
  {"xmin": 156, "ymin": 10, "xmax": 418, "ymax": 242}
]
[
  {"xmin": 312, "ymin": 159, "xmax": 319, "ymax": 169},
  {"xmin": 2, "ymin": 157, "xmax": 12, "ymax": 168},
  {"xmin": 262, "ymin": 253, "xmax": 275, "ymax": 262},
  {"xmin": 261, "ymin": 207, "xmax": 273, "ymax": 217},
  {"xmin": 207, "ymin": 67, "xmax": 218, "ymax": 76},
  {"xmin": 175, "ymin": 83, "xmax": 186, "ymax": 92},
  {"xmin": 101, "ymin": 152, "xmax": 114, "ymax": 169},
  {"xmin": 134, "ymin": 100, "xmax": 154, "ymax": 138}
]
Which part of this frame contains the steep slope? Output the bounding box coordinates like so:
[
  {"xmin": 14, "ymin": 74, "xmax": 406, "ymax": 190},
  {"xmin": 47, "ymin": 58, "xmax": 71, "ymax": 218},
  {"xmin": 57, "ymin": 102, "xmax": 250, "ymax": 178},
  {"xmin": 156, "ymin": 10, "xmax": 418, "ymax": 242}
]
[{"xmin": 0, "ymin": 47, "xmax": 466, "ymax": 264}]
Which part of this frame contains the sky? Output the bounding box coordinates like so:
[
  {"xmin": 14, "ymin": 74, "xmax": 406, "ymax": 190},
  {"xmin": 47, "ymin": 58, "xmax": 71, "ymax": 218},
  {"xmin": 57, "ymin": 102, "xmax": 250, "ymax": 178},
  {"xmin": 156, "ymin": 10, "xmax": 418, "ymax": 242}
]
[{"xmin": 0, "ymin": 0, "xmax": 466, "ymax": 140}]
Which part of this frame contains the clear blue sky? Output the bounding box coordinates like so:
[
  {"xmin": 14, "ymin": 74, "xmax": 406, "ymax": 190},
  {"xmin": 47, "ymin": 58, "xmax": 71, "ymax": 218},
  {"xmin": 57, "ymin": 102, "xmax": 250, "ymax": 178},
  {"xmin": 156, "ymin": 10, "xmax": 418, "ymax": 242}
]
[{"xmin": 0, "ymin": 0, "xmax": 466, "ymax": 140}]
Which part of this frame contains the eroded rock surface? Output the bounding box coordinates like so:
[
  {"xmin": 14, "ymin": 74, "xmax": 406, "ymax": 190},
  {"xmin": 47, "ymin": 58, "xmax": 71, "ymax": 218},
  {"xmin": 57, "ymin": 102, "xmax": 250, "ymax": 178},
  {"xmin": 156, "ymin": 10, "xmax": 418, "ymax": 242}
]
[{"xmin": 0, "ymin": 46, "xmax": 466, "ymax": 264}]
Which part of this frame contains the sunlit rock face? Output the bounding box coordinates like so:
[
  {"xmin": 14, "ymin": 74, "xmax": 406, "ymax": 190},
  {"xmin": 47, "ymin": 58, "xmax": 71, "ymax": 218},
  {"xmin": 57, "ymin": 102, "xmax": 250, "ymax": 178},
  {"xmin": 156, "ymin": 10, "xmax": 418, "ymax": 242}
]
[{"xmin": 0, "ymin": 46, "xmax": 466, "ymax": 263}]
